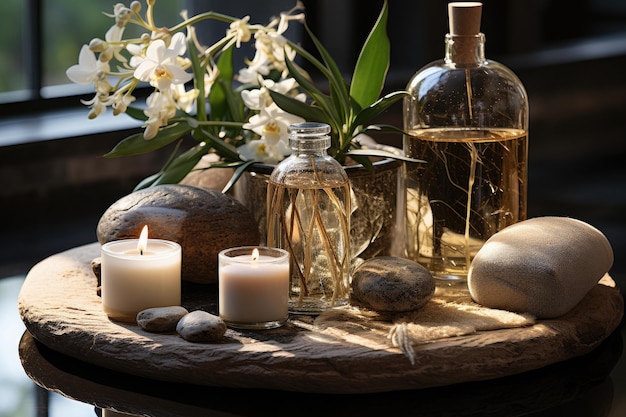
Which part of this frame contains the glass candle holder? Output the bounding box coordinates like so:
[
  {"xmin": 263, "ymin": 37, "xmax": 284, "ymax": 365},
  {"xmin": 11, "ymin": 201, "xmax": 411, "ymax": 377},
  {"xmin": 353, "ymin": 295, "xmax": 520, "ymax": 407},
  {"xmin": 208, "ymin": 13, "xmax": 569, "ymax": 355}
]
[
  {"xmin": 218, "ymin": 246, "xmax": 289, "ymax": 329},
  {"xmin": 101, "ymin": 239, "xmax": 182, "ymax": 323}
]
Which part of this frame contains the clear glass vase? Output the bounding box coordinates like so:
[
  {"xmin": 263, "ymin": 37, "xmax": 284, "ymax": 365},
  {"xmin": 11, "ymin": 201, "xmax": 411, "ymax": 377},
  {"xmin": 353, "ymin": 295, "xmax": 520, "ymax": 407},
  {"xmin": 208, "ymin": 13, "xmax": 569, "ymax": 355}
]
[{"xmin": 266, "ymin": 123, "xmax": 351, "ymax": 314}]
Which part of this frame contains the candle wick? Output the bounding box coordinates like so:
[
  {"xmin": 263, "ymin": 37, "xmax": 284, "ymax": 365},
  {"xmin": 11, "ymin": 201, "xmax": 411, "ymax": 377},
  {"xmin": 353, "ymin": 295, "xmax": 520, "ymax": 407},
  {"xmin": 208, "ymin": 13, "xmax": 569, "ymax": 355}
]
[{"xmin": 140, "ymin": 249, "xmax": 143, "ymax": 256}]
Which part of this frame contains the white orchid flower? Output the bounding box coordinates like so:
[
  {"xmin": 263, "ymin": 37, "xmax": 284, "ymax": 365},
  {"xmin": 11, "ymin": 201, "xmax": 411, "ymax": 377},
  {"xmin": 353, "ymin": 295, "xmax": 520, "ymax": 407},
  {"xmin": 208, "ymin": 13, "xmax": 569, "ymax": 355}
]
[
  {"xmin": 67, "ymin": 44, "xmax": 113, "ymax": 101},
  {"xmin": 236, "ymin": 54, "xmax": 270, "ymax": 84},
  {"xmin": 80, "ymin": 93, "xmax": 108, "ymax": 119},
  {"xmin": 241, "ymin": 78, "xmax": 300, "ymax": 110},
  {"xmin": 126, "ymin": 42, "xmax": 144, "ymax": 59},
  {"xmin": 227, "ymin": 16, "xmax": 252, "ymax": 47},
  {"xmin": 237, "ymin": 138, "xmax": 291, "ymax": 164},
  {"xmin": 111, "ymin": 91, "xmax": 136, "ymax": 116},
  {"xmin": 66, "ymin": 45, "xmax": 110, "ymax": 85},
  {"xmin": 236, "ymin": 7, "xmax": 300, "ymax": 83},
  {"xmin": 108, "ymin": 3, "xmax": 133, "ymax": 27},
  {"xmin": 173, "ymin": 84, "xmax": 199, "ymax": 113},
  {"xmin": 143, "ymin": 92, "xmax": 177, "ymax": 139},
  {"xmin": 277, "ymin": 1, "xmax": 305, "ymax": 34},
  {"xmin": 252, "ymin": 30, "xmax": 296, "ymax": 75},
  {"xmin": 132, "ymin": 32, "xmax": 192, "ymax": 92},
  {"xmin": 244, "ymin": 102, "xmax": 304, "ymax": 146},
  {"xmin": 202, "ymin": 63, "xmax": 220, "ymax": 98},
  {"xmin": 100, "ymin": 24, "xmax": 126, "ymax": 63}
]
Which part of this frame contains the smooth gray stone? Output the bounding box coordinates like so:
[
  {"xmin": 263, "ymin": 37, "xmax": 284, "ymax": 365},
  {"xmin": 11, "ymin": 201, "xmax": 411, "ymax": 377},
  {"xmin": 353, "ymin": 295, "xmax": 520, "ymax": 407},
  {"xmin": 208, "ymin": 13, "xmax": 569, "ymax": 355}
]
[
  {"xmin": 176, "ymin": 310, "xmax": 226, "ymax": 342},
  {"xmin": 96, "ymin": 184, "xmax": 260, "ymax": 284},
  {"xmin": 137, "ymin": 306, "xmax": 189, "ymax": 333},
  {"xmin": 351, "ymin": 256, "xmax": 435, "ymax": 312},
  {"xmin": 468, "ymin": 216, "xmax": 614, "ymax": 318}
]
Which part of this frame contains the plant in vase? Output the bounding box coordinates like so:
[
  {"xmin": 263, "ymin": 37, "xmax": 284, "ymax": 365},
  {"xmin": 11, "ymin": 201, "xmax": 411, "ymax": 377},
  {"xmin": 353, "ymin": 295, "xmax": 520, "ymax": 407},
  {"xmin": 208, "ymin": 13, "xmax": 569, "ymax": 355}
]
[
  {"xmin": 66, "ymin": 0, "xmax": 422, "ymax": 311},
  {"xmin": 66, "ymin": 0, "xmax": 414, "ymax": 192}
]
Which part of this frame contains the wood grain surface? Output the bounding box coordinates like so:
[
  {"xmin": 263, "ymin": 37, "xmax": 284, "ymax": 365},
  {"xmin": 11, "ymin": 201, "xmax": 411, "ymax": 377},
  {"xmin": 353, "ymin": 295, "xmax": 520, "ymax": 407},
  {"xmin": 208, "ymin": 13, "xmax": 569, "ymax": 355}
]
[{"xmin": 17, "ymin": 243, "xmax": 624, "ymax": 394}]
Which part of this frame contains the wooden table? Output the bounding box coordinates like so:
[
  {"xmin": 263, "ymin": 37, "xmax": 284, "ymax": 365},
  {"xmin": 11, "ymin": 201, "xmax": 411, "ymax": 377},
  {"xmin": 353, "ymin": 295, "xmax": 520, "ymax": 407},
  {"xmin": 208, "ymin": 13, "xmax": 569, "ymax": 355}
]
[{"xmin": 17, "ymin": 243, "xmax": 624, "ymax": 394}]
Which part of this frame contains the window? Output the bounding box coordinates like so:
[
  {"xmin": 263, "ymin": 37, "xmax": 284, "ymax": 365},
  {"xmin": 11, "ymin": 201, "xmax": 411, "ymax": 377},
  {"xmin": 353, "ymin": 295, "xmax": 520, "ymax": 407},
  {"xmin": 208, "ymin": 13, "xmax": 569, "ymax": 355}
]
[
  {"xmin": 0, "ymin": 0, "xmax": 183, "ymax": 117},
  {"xmin": 2, "ymin": 1, "xmax": 625, "ymax": 126}
]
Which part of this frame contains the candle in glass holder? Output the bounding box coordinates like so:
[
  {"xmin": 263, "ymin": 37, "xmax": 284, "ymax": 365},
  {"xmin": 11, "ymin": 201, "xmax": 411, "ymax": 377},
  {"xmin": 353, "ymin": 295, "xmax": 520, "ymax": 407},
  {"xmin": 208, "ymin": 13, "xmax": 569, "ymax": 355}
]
[
  {"xmin": 218, "ymin": 246, "xmax": 289, "ymax": 329},
  {"xmin": 101, "ymin": 225, "xmax": 182, "ymax": 323}
]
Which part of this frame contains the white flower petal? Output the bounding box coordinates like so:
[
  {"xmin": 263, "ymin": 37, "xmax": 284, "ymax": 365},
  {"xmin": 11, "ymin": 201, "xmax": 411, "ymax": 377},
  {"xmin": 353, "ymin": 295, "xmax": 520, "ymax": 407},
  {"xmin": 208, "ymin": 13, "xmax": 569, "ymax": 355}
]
[
  {"xmin": 165, "ymin": 64, "xmax": 193, "ymax": 84},
  {"xmin": 66, "ymin": 45, "xmax": 99, "ymax": 84},
  {"xmin": 241, "ymin": 88, "xmax": 264, "ymax": 110},
  {"xmin": 133, "ymin": 60, "xmax": 156, "ymax": 81},
  {"xmin": 168, "ymin": 32, "xmax": 188, "ymax": 56}
]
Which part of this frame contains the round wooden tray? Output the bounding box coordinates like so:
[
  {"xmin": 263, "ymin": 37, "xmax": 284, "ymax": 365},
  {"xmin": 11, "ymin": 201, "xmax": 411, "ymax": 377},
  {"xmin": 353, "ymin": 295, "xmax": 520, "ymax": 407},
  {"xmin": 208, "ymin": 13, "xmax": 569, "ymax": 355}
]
[
  {"xmin": 18, "ymin": 330, "xmax": 623, "ymax": 417},
  {"xmin": 17, "ymin": 243, "xmax": 624, "ymax": 394}
]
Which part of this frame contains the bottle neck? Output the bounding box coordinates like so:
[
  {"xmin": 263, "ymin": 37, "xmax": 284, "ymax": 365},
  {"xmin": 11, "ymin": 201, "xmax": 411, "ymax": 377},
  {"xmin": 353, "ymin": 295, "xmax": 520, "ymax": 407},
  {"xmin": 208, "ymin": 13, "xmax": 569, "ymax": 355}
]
[
  {"xmin": 289, "ymin": 136, "xmax": 331, "ymax": 157},
  {"xmin": 444, "ymin": 33, "xmax": 486, "ymax": 66},
  {"xmin": 288, "ymin": 122, "xmax": 332, "ymax": 157}
]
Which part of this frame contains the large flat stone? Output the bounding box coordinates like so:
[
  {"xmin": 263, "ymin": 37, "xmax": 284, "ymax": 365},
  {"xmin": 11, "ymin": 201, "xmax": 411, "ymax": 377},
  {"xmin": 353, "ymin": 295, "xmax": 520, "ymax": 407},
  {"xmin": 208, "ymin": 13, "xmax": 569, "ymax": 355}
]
[{"xmin": 17, "ymin": 243, "xmax": 624, "ymax": 394}]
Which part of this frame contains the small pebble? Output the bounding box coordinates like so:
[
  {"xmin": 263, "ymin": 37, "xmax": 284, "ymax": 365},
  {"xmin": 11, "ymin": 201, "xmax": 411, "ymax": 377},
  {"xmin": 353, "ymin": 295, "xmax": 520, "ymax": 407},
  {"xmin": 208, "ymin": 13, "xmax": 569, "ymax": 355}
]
[
  {"xmin": 176, "ymin": 310, "xmax": 227, "ymax": 342},
  {"xmin": 91, "ymin": 257, "xmax": 102, "ymax": 296},
  {"xmin": 137, "ymin": 306, "xmax": 189, "ymax": 332},
  {"xmin": 351, "ymin": 256, "xmax": 435, "ymax": 312}
]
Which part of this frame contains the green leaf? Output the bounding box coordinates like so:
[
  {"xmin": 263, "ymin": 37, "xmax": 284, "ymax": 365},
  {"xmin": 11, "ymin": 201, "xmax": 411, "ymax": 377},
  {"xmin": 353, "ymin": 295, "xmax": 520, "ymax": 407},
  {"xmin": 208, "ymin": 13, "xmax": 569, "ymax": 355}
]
[
  {"xmin": 198, "ymin": 127, "xmax": 241, "ymax": 161},
  {"xmin": 187, "ymin": 36, "xmax": 207, "ymax": 122},
  {"xmin": 351, "ymin": 0, "xmax": 390, "ymax": 109},
  {"xmin": 281, "ymin": 54, "xmax": 336, "ymax": 123},
  {"xmin": 350, "ymin": 154, "xmax": 374, "ymax": 169},
  {"xmin": 346, "ymin": 148, "xmax": 425, "ymax": 164},
  {"xmin": 104, "ymin": 122, "xmax": 192, "ymax": 157},
  {"xmin": 125, "ymin": 105, "xmax": 148, "ymax": 121},
  {"xmin": 223, "ymin": 78, "xmax": 246, "ymax": 122},
  {"xmin": 210, "ymin": 45, "xmax": 235, "ymax": 121},
  {"xmin": 134, "ymin": 172, "xmax": 161, "ymax": 191},
  {"xmin": 221, "ymin": 160, "xmax": 257, "ymax": 194},
  {"xmin": 152, "ymin": 156, "xmax": 203, "ymax": 186},
  {"xmin": 357, "ymin": 123, "xmax": 407, "ymax": 137},
  {"xmin": 302, "ymin": 23, "xmax": 351, "ymax": 119},
  {"xmin": 352, "ymin": 90, "xmax": 408, "ymax": 128},
  {"xmin": 149, "ymin": 144, "xmax": 209, "ymax": 187},
  {"xmin": 269, "ymin": 90, "xmax": 329, "ymax": 124}
]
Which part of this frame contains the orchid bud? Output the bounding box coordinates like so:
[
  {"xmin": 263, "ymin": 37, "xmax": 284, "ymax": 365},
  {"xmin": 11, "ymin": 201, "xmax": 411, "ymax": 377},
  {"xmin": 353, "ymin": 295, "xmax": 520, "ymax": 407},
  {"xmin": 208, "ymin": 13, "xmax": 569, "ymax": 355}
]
[
  {"xmin": 99, "ymin": 48, "xmax": 114, "ymax": 63},
  {"xmin": 88, "ymin": 102, "xmax": 105, "ymax": 119},
  {"xmin": 89, "ymin": 38, "xmax": 105, "ymax": 52},
  {"xmin": 130, "ymin": 1, "xmax": 141, "ymax": 13},
  {"xmin": 113, "ymin": 3, "xmax": 132, "ymax": 27}
]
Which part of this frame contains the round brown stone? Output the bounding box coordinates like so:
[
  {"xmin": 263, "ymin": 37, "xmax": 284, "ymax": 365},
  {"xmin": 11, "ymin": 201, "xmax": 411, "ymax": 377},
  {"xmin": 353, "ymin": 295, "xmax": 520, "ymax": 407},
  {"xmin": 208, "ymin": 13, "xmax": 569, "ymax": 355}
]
[
  {"xmin": 96, "ymin": 184, "xmax": 260, "ymax": 284},
  {"xmin": 351, "ymin": 256, "xmax": 435, "ymax": 312}
]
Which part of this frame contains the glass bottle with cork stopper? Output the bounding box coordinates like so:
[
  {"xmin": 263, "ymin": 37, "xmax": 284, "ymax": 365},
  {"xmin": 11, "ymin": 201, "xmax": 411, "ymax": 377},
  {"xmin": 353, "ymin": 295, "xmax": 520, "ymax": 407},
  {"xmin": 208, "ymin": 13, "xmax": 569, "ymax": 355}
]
[
  {"xmin": 403, "ymin": 2, "xmax": 528, "ymax": 287},
  {"xmin": 266, "ymin": 122, "xmax": 351, "ymax": 314}
]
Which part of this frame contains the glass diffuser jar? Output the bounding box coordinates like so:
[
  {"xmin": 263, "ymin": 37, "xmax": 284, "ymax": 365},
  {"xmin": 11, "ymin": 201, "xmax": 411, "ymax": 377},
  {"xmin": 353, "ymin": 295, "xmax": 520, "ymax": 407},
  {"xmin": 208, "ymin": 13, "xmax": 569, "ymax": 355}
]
[
  {"xmin": 267, "ymin": 122, "xmax": 351, "ymax": 314},
  {"xmin": 403, "ymin": 2, "xmax": 528, "ymax": 287}
]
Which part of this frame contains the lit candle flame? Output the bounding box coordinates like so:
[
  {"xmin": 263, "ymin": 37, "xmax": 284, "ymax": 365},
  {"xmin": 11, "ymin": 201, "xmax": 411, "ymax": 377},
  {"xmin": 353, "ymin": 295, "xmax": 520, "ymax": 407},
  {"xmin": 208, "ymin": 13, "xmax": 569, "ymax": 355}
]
[
  {"xmin": 137, "ymin": 225, "xmax": 149, "ymax": 255},
  {"xmin": 251, "ymin": 248, "xmax": 259, "ymax": 262}
]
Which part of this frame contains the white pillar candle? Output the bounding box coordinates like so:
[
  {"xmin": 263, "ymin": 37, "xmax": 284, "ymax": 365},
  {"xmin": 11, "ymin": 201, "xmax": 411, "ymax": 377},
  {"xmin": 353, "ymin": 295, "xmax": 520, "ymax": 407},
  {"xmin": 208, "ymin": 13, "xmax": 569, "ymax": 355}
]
[
  {"xmin": 218, "ymin": 246, "xmax": 289, "ymax": 329},
  {"xmin": 101, "ymin": 226, "xmax": 182, "ymax": 323}
]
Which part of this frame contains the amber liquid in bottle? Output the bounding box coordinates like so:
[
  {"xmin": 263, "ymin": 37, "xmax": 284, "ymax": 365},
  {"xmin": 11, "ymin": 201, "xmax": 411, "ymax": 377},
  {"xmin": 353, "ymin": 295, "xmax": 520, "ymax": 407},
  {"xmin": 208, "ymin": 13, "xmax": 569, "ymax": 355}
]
[{"xmin": 404, "ymin": 127, "xmax": 527, "ymax": 280}]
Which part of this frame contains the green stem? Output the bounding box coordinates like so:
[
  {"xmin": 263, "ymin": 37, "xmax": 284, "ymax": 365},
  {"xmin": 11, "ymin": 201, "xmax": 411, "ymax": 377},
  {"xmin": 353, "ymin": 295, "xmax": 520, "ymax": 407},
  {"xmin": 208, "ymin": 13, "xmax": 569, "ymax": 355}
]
[{"xmin": 168, "ymin": 11, "xmax": 239, "ymax": 33}]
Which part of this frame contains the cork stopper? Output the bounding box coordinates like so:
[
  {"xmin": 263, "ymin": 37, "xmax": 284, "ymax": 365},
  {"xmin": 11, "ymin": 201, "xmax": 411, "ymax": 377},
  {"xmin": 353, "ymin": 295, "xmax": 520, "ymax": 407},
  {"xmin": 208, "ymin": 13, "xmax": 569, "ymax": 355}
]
[{"xmin": 448, "ymin": 2, "xmax": 482, "ymax": 36}]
